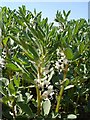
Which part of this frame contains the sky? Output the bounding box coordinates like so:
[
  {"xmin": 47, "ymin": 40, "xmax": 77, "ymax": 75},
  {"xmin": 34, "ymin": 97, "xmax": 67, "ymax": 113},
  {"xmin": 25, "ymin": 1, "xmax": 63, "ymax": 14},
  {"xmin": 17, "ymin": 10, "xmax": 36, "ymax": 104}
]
[{"xmin": 0, "ymin": 2, "xmax": 89, "ymax": 23}]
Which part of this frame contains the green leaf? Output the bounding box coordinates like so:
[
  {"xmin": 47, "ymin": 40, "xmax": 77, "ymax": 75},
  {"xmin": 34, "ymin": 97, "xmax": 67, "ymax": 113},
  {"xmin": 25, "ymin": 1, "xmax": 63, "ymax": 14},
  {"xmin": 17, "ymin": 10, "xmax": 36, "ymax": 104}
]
[
  {"xmin": 67, "ymin": 114, "xmax": 77, "ymax": 119},
  {"xmin": 13, "ymin": 62, "xmax": 35, "ymax": 84},
  {"xmin": 34, "ymin": 9, "xmax": 36, "ymax": 15},
  {"xmin": 64, "ymin": 85, "xmax": 74, "ymax": 90},
  {"xmin": 28, "ymin": 45, "xmax": 39, "ymax": 59},
  {"xmin": 48, "ymin": 70, "xmax": 54, "ymax": 81},
  {"xmin": 0, "ymin": 86, "xmax": 7, "ymax": 96},
  {"xmin": 1, "ymin": 78, "xmax": 9, "ymax": 86},
  {"xmin": 17, "ymin": 102, "xmax": 33, "ymax": 117},
  {"xmin": 14, "ymin": 75, "xmax": 20, "ymax": 87},
  {"xmin": 66, "ymin": 10, "xmax": 71, "ymax": 18},
  {"xmin": 6, "ymin": 63, "xmax": 20, "ymax": 71},
  {"xmin": 2, "ymin": 96, "xmax": 14, "ymax": 104},
  {"xmin": 8, "ymin": 35, "xmax": 35, "ymax": 61},
  {"xmin": 63, "ymin": 10, "xmax": 66, "ymax": 17},
  {"xmin": 3, "ymin": 37, "xmax": 9, "ymax": 46},
  {"xmin": 42, "ymin": 98, "xmax": 51, "ymax": 116},
  {"xmin": 64, "ymin": 78, "xmax": 69, "ymax": 87},
  {"xmin": 64, "ymin": 48, "xmax": 74, "ymax": 60},
  {"xmin": 2, "ymin": 104, "xmax": 13, "ymax": 119},
  {"xmin": 8, "ymin": 81, "xmax": 15, "ymax": 95},
  {"xmin": 78, "ymin": 42, "xmax": 85, "ymax": 54},
  {"xmin": 16, "ymin": 115, "xmax": 29, "ymax": 120},
  {"xmin": 74, "ymin": 21, "xmax": 79, "ymax": 35}
]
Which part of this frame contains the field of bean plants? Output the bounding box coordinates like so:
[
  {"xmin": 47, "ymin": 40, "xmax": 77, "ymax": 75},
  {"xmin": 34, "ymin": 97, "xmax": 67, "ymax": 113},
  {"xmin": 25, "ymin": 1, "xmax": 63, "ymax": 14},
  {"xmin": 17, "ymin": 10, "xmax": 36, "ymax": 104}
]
[{"xmin": 0, "ymin": 5, "xmax": 90, "ymax": 120}]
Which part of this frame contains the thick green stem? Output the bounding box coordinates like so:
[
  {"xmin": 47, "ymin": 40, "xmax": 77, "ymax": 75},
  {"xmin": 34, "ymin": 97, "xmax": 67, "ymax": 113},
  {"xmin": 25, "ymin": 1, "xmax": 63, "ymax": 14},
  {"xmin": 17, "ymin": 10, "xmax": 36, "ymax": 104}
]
[
  {"xmin": 55, "ymin": 85, "xmax": 64, "ymax": 113},
  {"xmin": 11, "ymin": 101, "xmax": 16, "ymax": 120},
  {"xmin": 36, "ymin": 86, "xmax": 41, "ymax": 115},
  {"xmin": 55, "ymin": 64, "xmax": 68, "ymax": 113},
  {"xmin": 36, "ymin": 65, "xmax": 42, "ymax": 115}
]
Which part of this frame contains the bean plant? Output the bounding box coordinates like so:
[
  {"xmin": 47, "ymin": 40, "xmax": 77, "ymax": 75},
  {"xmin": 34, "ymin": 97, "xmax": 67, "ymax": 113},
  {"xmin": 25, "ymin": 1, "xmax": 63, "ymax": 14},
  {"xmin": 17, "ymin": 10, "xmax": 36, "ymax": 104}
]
[{"xmin": 0, "ymin": 5, "xmax": 90, "ymax": 120}]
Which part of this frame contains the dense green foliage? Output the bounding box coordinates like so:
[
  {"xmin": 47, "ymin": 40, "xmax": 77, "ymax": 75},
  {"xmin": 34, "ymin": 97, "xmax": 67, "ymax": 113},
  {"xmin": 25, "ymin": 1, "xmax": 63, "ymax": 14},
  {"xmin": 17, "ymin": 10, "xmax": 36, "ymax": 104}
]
[{"xmin": 0, "ymin": 5, "xmax": 90, "ymax": 120}]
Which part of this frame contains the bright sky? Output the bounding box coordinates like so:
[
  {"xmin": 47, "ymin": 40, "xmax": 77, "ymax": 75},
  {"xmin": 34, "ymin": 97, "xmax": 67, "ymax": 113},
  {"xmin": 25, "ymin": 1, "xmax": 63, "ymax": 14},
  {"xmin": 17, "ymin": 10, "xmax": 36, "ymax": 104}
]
[{"xmin": 0, "ymin": 2, "xmax": 89, "ymax": 23}]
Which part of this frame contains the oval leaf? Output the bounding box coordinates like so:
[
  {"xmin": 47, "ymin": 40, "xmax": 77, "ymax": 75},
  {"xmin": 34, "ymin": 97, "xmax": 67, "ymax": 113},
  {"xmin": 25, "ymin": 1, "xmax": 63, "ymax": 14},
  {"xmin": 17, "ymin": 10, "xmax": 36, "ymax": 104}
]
[
  {"xmin": 64, "ymin": 85, "xmax": 74, "ymax": 90},
  {"xmin": 67, "ymin": 114, "xmax": 77, "ymax": 119},
  {"xmin": 64, "ymin": 48, "xmax": 74, "ymax": 60},
  {"xmin": 17, "ymin": 102, "xmax": 33, "ymax": 117},
  {"xmin": 42, "ymin": 98, "xmax": 51, "ymax": 116}
]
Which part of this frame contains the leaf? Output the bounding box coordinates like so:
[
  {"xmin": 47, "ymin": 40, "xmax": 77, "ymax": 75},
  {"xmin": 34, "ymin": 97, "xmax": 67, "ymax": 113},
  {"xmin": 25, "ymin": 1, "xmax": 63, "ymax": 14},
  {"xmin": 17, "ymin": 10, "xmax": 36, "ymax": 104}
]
[
  {"xmin": 64, "ymin": 78, "xmax": 69, "ymax": 87},
  {"xmin": 17, "ymin": 102, "xmax": 33, "ymax": 117},
  {"xmin": 42, "ymin": 98, "xmax": 51, "ymax": 116},
  {"xmin": 14, "ymin": 75, "xmax": 20, "ymax": 87},
  {"xmin": 6, "ymin": 63, "xmax": 20, "ymax": 71},
  {"xmin": 64, "ymin": 85, "xmax": 74, "ymax": 90},
  {"xmin": 13, "ymin": 62, "xmax": 35, "ymax": 84},
  {"xmin": 2, "ymin": 104, "xmax": 13, "ymax": 119},
  {"xmin": 64, "ymin": 48, "xmax": 74, "ymax": 60},
  {"xmin": 0, "ymin": 78, "xmax": 9, "ymax": 86},
  {"xmin": 66, "ymin": 10, "xmax": 71, "ymax": 18},
  {"xmin": 0, "ymin": 86, "xmax": 7, "ymax": 96},
  {"xmin": 78, "ymin": 42, "xmax": 85, "ymax": 54},
  {"xmin": 3, "ymin": 37, "xmax": 9, "ymax": 46},
  {"xmin": 67, "ymin": 114, "xmax": 77, "ymax": 119},
  {"xmin": 16, "ymin": 115, "xmax": 29, "ymax": 120},
  {"xmin": 8, "ymin": 81, "xmax": 15, "ymax": 95},
  {"xmin": 28, "ymin": 45, "xmax": 39, "ymax": 59},
  {"xmin": 48, "ymin": 70, "xmax": 54, "ymax": 81},
  {"xmin": 63, "ymin": 10, "xmax": 66, "ymax": 17},
  {"xmin": 22, "ymin": 5, "xmax": 26, "ymax": 15},
  {"xmin": 8, "ymin": 35, "xmax": 35, "ymax": 61},
  {"xmin": 2, "ymin": 96, "xmax": 14, "ymax": 104},
  {"xmin": 74, "ymin": 21, "xmax": 79, "ymax": 35},
  {"xmin": 34, "ymin": 9, "xmax": 36, "ymax": 15},
  {"xmin": 17, "ymin": 94, "xmax": 24, "ymax": 102}
]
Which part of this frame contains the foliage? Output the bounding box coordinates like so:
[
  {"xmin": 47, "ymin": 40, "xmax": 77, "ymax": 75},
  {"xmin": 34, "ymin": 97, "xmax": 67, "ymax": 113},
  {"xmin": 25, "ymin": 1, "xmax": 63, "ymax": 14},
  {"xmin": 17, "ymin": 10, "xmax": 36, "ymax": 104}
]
[{"xmin": 0, "ymin": 6, "xmax": 90, "ymax": 119}]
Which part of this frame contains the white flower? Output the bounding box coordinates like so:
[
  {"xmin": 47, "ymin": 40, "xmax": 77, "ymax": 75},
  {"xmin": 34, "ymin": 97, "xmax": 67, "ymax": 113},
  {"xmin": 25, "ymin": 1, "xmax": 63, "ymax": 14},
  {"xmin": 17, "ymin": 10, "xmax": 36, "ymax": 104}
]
[
  {"xmin": 48, "ymin": 85, "xmax": 53, "ymax": 94},
  {"xmin": 55, "ymin": 82, "xmax": 59, "ymax": 85},
  {"xmin": 57, "ymin": 49, "xmax": 60, "ymax": 56},
  {"xmin": 42, "ymin": 91, "xmax": 48, "ymax": 99},
  {"xmin": 60, "ymin": 52, "xmax": 65, "ymax": 57},
  {"xmin": 0, "ymin": 56, "xmax": 5, "ymax": 68},
  {"xmin": 41, "ymin": 76, "xmax": 48, "ymax": 81},
  {"xmin": 49, "ymin": 92, "xmax": 54, "ymax": 97},
  {"xmin": 48, "ymin": 85, "xmax": 53, "ymax": 91},
  {"xmin": 43, "ymin": 69, "xmax": 49, "ymax": 75},
  {"xmin": 55, "ymin": 61, "xmax": 60, "ymax": 68},
  {"xmin": 34, "ymin": 79, "xmax": 40, "ymax": 85},
  {"xmin": 60, "ymin": 64, "xmax": 64, "ymax": 69},
  {"xmin": 64, "ymin": 59, "xmax": 68, "ymax": 65},
  {"xmin": 44, "ymin": 80, "xmax": 50, "ymax": 86},
  {"xmin": 58, "ymin": 58, "xmax": 64, "ymax": 63},
  {"xmin": 10, "ymin": 38, "xmax": 14, "ymax": 45},
  {"xmin": 38, "ymin": 83, "xmax": 43, "ymax": 89}
]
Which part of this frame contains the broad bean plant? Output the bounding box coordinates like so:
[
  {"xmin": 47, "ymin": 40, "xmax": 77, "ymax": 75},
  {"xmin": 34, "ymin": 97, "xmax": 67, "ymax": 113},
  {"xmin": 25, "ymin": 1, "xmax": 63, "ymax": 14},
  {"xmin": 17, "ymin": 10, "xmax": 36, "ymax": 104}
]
[{"xmin": 0, "ymin": 6, "xmax": 90, "ymax": 120}]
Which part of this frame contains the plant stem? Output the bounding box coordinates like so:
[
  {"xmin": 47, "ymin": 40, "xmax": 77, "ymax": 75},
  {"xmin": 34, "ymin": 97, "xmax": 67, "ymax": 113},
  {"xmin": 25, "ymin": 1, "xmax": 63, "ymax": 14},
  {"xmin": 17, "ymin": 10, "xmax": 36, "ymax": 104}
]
[
  {"xmin": 36, "ymin": 65, "xmax": 42, "ymax": 115},
  {"xmin": 36, "ymin": 86, "xmax": 41, "ymax": 115},
  {"xmin": 11, "ymin": 102, "xmax": 16, "ymax": 120},
  {"xmin": 55, "ymin": 64, "xmax": 68, "ymax": 113},
  {"xmin": 55, "ymin": 85, "xmax": 64, "ymax": 113}
]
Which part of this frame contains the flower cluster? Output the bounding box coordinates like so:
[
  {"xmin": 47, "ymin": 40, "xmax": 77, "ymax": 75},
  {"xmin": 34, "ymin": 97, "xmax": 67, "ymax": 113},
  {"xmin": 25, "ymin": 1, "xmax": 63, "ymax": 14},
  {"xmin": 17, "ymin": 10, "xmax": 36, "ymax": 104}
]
[
  {"xmin": 0, "ymin": 56, "xmax": 6, "ymax": 68},
  {"xmin": 55, "ymin": 49, "xmax": 68, "ymax": 72},
  {"xmin": 9, "ymin": 47, "xmax": 15, "ymax": 57},
  {"xmin": 35, "ymin": 79, "xmax": 54, "ymax": 100},
  {"xmin": 2, "ymin": 48, "xmax": 7, "ymax": 59}
]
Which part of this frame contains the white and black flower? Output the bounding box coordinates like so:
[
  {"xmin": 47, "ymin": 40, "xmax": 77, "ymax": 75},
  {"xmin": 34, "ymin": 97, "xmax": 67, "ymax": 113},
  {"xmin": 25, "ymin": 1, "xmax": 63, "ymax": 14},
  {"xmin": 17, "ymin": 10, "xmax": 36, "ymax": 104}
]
[{"xmin": 0, "ymin": 56, "xmax": 6, "ymax": 68}]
